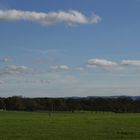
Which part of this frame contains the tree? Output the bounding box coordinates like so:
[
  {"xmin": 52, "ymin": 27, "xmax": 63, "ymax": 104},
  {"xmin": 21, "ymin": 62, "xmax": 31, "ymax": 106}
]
[
  {"xmin": 5, "ymin": 96, "xmax": 25, "ymax": 111},
  {"xmin": 0, "ymin": 98, "xmax": 6, "ymax": 110}
]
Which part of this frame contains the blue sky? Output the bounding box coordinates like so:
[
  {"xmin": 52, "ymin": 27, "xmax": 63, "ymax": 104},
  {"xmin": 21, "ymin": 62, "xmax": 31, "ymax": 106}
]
[{"xmin": 0, "ymin": 0, "xmax": 140, "ymax": 97}]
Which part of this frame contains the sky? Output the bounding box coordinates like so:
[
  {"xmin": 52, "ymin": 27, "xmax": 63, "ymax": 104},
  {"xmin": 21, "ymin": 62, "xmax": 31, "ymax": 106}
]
[{"xmin": 0, "ymin": 0, "xmax": 140, "ymax": 97}]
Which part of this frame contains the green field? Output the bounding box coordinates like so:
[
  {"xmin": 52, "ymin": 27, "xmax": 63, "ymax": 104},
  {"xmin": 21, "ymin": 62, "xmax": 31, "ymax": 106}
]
[{"xmin": 0, "ymin": 111, "xmax": 139, "ymax": 140}]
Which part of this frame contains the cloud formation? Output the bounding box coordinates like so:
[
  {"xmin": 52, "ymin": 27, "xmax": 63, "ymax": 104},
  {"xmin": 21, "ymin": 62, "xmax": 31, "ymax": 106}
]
[
  {"xmin": 87, "ymin": 58, "xmax": 140, "ymax": 71},
  {"xmin": 0, "ymin": 57, "xmax": 12, "ymax": 62},
  {"xmin": 0, "ymin": 65, "xmax": 31, "ymax": 76},
  {"xmin": 88, "ymin": 58, "xmax": 118, "ymax": 68},
  {"xmin": 121, "ymin": 60, "xmax": 140, "ymax": 66},
  {"xmin": 0, "ymin": 9, "xmax": 101, "ymax": 26},
  {"xmin": 75, "ymin": 67, "xmax": 84, "ymax": 71},
  {"xmin": 50, "ymin": 65, "xmax": 70, "ymax": 71}
]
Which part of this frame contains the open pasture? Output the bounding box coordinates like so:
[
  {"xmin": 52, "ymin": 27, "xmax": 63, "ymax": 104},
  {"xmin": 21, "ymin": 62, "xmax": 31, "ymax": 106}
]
[{"xmin": 0, "ymin": 111, "xmax": 139, "ymax": 140}]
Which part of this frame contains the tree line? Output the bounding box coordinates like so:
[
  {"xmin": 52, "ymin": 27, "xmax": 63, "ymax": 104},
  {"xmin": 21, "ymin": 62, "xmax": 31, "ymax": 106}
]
[{"xmin": 0, "ymin": 96, "xmax": 140, "ymax": 113}]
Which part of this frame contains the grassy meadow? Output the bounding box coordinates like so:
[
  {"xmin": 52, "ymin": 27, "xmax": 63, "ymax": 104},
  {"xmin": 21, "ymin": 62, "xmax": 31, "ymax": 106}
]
[{"xmin": 0, "ymin": 111, "xmax": 139, "ymax": 140}]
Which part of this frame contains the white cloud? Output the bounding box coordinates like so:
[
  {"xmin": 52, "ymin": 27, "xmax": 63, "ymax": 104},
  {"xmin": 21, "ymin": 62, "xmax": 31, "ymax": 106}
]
[
  {"xmin": 88, "ymin": 58, "xmax": 118, "ymax": 68},
  {"xmin": 0, "ymin": 9, "xmax": 101, "ymax": 26},
  {"xmin": 50, "ymin": 65, "xmax": 69, "ymax": 71},
  {"xmin": 0, "ymin": 65, "xmax": 31, "ymax": 76},
  {"xmin": 90, "ymin": 13, "xmax": 102, "ymax": 24},
  {"xmin": 87, "ymin": 58, "xmax": 140, "ymax": 71},
  {"xmin": 75, "ymin": 67, "xmax": 84, "ymax": 71},
  {"xmin": 121, "ymin": 60, "xmax": 140, "ymax": 66},
  {"xmin": 59, "ymin": 65, "xmax": 69, "ymax": 70},
  {"xmin": 1, "ymin": 61, "xmax": 140, "ymax": 97},
  {"xmin": 86, "ymin": 64, "xmax": 97, "ymax": 69},
  {"xmin": 6, "ymin": 65, "xmax": 29, "ymax": 73},
  {"xmin": 50, "ymin": 65, "xmax": 59, "ymax": 70},
  {"xmin": 0, "ymin": 57, "xmax": 12, "ymax": 62}
]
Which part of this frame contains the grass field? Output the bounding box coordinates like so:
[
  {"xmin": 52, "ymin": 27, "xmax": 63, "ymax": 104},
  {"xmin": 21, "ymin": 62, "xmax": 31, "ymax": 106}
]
[{"xmin": 0, "ymin": 111, "xmax": 139, "ymax": 140}]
